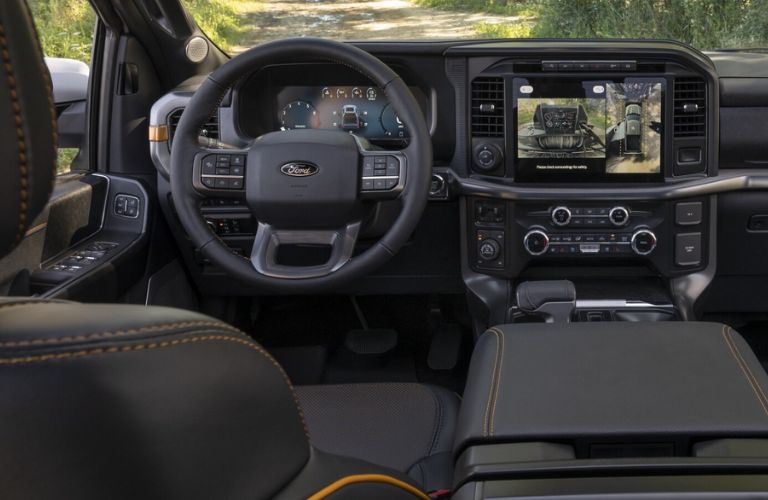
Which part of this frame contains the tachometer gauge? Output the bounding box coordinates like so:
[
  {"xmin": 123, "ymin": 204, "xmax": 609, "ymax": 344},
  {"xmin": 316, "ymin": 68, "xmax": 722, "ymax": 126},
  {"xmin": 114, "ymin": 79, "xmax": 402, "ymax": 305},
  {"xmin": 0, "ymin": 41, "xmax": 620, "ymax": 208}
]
[
  {"xmin": 280, "ymin": 100, "xmax": 319, "ymax": 130},
  {"xmin": 379, "ymin": 103, "xmax": 407, "ymax": 138}
]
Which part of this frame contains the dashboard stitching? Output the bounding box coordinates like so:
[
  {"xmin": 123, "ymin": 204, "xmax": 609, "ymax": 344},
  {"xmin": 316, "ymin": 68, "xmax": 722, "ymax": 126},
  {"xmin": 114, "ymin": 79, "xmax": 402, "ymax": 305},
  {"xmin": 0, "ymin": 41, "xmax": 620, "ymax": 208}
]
[{"xmin": 722, "ymin": 325, "xmax": 768, "ymax": 418}]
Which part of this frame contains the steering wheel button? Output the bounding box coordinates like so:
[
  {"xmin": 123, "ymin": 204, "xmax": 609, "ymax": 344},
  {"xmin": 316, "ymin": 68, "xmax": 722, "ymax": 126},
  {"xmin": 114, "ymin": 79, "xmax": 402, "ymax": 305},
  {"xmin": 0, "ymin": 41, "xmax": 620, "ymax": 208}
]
[
  {"xmin": 373, "ymin": 178, "xmax": 387, "ymax": 190},
  {"xmin": 201, "ymin": 177, "xmax": 215, "ymax": 188},
  {"xmin": 214, "ymin": 178, "xmax": 229, "ymax": 189},
  {"xmin": 229, "ymin": 178, "xmax": 243, "ymax": 189},
  {"xmin": 216, "ymin": 154, "xmax": 230, "ymax": 163},
  {"xmin": 231, "ymin": 165, "xmax": 244, "ymax": 176},
  {"xmin": 373, "ymin": 169, "xmax": 386, "ymax": 177},
  {"xmin": 374, "ymin": 156, "xmax": 386, "ymax": 165},
  {"xmin": 362, "ymin": 178, "xmax": 374, "ymax": 190},
  {"xmin": 215, "ymin": 167, "xmax": 230, "ymax": 175},
  {"xmin": 385, "ymin": 178, "xmax": 398, "ymax": 189},
  {"xmin": 231, "ymin": 155, "xmax": 246, "ymax": 166}
]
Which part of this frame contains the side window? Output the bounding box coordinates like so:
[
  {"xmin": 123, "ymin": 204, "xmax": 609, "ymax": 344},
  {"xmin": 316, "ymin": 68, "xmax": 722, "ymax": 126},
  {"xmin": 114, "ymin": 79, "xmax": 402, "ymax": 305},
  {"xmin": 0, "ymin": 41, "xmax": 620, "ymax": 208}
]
[{"xmin": 28, "ymin": 0, "xmax": 95, "ymax": 174}]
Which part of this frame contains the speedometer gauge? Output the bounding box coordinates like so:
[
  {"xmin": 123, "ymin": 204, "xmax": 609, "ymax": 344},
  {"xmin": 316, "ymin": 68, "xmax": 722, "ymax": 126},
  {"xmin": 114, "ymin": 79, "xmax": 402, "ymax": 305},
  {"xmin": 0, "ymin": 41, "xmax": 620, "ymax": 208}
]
[{"xmin": 280, "ymin": 100, "xmax": 319, "ymax": 130}]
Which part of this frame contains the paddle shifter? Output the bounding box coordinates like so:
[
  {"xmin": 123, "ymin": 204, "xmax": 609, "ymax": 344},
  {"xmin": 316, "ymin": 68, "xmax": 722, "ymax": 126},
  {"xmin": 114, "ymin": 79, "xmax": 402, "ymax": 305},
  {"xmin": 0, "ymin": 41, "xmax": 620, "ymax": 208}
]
[{"xmin": 515, "ymin": 280, "xmax": 576, "ymax": 323}]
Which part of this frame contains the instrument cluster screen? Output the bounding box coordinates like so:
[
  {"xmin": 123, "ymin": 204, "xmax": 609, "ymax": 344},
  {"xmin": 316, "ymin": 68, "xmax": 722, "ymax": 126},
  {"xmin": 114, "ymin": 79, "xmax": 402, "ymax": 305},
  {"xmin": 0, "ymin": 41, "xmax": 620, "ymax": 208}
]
[
  {"xmin": 276, "ymin": 86, "xmax": 413, "ymax": 140},
  {"xmin": 514, "ymin": 77, "xmax": 665, "ymax": 182}
]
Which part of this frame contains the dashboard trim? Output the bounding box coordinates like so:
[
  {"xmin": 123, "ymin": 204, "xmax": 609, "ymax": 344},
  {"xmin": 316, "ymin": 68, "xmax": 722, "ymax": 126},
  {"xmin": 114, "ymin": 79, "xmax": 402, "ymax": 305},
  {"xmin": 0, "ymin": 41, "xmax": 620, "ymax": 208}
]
[{"xmin": 451, "ymin": 169, "xmax": 768, "ymax": 201}]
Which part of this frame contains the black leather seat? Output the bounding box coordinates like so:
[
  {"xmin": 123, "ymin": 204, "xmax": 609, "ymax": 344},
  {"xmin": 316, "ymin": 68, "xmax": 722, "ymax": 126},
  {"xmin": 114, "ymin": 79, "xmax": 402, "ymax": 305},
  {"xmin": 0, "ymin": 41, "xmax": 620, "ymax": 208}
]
[{"xmin": 0, "ymin": 1, "xmax": 457, "ymax": 498}]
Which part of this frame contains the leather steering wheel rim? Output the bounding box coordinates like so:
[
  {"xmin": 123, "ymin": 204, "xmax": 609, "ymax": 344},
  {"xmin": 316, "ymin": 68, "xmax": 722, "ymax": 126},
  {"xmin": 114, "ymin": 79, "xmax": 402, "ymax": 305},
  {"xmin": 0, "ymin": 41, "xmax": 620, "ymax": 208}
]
[{"xmin": 170, "ymin": 38, "xmax": 432, "ymax": 293}]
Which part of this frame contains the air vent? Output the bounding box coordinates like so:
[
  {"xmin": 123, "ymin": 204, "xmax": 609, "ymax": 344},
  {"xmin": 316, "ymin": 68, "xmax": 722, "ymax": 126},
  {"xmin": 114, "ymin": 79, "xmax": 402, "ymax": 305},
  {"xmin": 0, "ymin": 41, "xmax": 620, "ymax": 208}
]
[
  {"xmin": 168, "ymin": 108, "xmax": 219, "ymax": 144},
  {"xmin": 673, "ymin": 78, "xmax": 706, "ymax": 137},
  {"xmin": 471, "ymin": 77, "xmax": 505, "ymax": 137}
]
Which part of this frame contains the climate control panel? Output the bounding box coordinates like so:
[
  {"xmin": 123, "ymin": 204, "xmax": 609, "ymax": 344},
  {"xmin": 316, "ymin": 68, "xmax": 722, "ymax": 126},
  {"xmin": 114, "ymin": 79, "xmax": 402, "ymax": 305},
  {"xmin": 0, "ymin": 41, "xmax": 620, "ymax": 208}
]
[
  {"xmin": 522, "ymin": 228, "xmax": 657, "ymax": 256},
  {"xmin": 468, "ymin": 198, "xmax": 709, "ymax": 278}
]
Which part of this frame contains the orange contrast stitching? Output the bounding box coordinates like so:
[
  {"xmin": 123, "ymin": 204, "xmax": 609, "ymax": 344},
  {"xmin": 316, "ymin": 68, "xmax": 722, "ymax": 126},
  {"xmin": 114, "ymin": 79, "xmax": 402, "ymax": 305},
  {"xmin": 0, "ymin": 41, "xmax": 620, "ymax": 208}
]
[
  {"xmin": 489, "ymin": 326, "xmax": 505, "ymax": 436},
  {"xmin": 0, "ymin": 320, "xmax": 244, "ymax": 347},
  {"xmin": 307, "ymin": 473, "xmax": 428, "ymax": 500},
  {"xmin": 0, "ymin": 21, "xmax": 30, "ymax": 243},
  {"xmin": 722, "ymin": 325, "xmax": 768, "ymax": 417},
  {"xmin": 483, "ymin": 328, "xmax": 502, "ymax": 437},
  {"xmin": 0, "ymin": 332, "xmax": 309, "ymax": 437}
]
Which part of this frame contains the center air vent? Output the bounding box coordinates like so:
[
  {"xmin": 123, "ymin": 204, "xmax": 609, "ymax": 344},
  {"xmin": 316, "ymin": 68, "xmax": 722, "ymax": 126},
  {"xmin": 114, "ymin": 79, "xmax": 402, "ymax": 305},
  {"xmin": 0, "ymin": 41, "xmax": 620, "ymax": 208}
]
[
  {"xmin": 673, "ymin": 77, "xmax": 706, "ymax": 137},
  {"xmin": 471, "ymin": 77, "xmax": 505, "ymax": 137},
  {"xmin": 168, "ymin": 108, "xmax": 220, "ymax": 144}
]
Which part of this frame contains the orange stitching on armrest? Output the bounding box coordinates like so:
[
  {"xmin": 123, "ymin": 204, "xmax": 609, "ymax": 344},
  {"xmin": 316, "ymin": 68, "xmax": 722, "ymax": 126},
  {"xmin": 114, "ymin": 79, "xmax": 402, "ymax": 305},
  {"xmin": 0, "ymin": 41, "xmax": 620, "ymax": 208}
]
[{"xmin": 722, "ymin": 325, "xmax": 768, "ymax": 417}]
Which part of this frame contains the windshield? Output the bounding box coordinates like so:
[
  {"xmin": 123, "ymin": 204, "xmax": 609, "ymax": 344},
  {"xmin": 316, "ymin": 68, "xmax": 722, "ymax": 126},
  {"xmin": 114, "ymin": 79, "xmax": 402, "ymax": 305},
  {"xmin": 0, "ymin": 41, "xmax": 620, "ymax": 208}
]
[{"xmin": 182, "ymin": 0, "xmax": 768, "ymax": 54}]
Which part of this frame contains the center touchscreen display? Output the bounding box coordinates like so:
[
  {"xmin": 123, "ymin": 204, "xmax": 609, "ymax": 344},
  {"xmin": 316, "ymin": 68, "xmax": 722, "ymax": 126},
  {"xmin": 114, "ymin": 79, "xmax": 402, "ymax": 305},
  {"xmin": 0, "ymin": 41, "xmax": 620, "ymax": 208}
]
[{"xmin": 514, "ymin": 77, "xmax": 665, "ymax": 182}]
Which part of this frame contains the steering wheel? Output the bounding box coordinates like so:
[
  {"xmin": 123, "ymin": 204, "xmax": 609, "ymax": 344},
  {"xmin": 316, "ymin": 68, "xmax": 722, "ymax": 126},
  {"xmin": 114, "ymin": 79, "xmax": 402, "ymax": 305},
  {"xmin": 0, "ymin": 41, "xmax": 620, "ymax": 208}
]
[{"xmin": 170, "ymin": 38, "xmax": 432, "ymax": 293}]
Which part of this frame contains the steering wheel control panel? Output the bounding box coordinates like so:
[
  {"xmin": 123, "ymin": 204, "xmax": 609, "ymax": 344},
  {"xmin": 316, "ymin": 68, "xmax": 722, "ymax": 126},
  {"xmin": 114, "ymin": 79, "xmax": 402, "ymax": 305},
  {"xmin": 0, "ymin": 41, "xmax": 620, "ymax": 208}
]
[
  {"xmin": 199, "ymin": 153, "xmax": 246, "ymax": 191},
  {"xmin": 469, "ymin": 198, "xmax": 708, "ymax": 277}
]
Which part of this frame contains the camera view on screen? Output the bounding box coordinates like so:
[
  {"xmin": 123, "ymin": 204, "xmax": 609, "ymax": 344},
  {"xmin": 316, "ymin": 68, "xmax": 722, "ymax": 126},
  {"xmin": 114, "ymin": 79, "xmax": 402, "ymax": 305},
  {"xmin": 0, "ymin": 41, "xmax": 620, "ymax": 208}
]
[
  {"xmin": 517, "ymin": 98, "xmax": 607, "ymax": 160},
  {"xmin": 604, "ymin": 82, "xmax": 663, "ymax": 174},
  {"xmin": 515, "ymin": 78, "xmax": 664, "ymax": 181}
]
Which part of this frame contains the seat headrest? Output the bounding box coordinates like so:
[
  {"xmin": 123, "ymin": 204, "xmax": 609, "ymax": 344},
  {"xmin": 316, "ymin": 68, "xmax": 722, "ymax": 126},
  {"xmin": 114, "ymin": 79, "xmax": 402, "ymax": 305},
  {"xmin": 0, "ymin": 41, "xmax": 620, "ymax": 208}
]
[{"xmin": 0, "ymin": 1, "xmax": 57, "ymax": 258}]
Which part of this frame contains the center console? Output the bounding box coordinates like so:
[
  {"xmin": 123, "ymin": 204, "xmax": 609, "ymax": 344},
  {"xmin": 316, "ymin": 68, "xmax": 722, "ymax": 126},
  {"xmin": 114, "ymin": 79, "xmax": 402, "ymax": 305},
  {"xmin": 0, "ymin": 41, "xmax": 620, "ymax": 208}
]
[{"xmin": 451, "ymin": 322, "xmax": 768, "ymax": 498}]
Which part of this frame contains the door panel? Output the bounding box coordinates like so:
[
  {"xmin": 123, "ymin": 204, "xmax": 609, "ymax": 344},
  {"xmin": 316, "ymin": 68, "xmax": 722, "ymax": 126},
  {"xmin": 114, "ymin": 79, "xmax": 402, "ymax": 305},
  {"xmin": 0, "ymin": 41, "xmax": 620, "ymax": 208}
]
[{"xmin": 0, "ymin": 172, "xmax": 152, "ymax": 302}]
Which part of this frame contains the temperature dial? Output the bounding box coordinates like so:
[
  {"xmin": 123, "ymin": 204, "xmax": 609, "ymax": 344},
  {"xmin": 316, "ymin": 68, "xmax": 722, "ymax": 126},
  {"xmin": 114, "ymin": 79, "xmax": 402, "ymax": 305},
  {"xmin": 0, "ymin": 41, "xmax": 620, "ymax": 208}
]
[
  {"xmin": 523, "ymin": 229, "xmax": 550, "ymax": 256},
  {"xmin": 631, "ymin": 229, "xmax": 657, "ymax": 255}
]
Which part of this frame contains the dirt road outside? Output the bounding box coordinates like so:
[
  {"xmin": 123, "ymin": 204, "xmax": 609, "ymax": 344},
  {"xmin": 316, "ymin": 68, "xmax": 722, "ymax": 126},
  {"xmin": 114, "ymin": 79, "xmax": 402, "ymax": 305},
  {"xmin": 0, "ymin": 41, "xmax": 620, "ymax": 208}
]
[{"xmin": 230, "ymin": 0, "xmax": 528, "ymax": 53}]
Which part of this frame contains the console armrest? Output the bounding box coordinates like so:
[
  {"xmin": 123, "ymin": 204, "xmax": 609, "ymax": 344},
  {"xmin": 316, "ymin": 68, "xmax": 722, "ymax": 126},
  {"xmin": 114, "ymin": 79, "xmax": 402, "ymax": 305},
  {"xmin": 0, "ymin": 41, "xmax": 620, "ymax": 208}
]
[{"xmin": 455, "ymin": 322, "xmax": 768, "ymax": 455}]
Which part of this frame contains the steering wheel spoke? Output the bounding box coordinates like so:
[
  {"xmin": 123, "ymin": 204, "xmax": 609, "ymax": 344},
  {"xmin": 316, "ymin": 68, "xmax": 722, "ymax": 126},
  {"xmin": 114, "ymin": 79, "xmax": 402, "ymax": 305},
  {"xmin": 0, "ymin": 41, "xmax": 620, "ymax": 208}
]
[
  {"xmin": 193, "ymin": 149, "xmax": 250, "ymax": 196},
  {"xmin": 250, "ymin": 221, "xmax": 361, "ymax": 279}
]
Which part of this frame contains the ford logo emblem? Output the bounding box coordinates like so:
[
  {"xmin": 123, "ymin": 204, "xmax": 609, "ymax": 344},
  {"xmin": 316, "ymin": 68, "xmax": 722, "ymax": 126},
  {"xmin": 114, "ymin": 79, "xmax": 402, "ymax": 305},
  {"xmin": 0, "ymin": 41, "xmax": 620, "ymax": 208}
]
[{"xmin": 280, "ymin": 162, "xmax": 319, "ymax": 177}]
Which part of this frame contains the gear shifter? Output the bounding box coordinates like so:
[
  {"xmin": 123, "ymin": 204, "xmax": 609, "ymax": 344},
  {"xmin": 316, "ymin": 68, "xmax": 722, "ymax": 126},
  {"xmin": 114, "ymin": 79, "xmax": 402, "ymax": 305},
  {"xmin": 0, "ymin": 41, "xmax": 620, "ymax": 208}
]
[{"xmin": 515, "ymin": 280, "xmax": 576, "ymax": 323}]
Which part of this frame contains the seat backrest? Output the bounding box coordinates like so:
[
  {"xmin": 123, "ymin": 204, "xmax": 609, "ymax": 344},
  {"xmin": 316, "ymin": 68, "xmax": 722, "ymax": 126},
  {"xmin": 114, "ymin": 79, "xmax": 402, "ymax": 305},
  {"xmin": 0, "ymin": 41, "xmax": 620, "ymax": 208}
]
[{"xmin": 0, "ymin": 0, "xmax": 57, "ymax": 259}]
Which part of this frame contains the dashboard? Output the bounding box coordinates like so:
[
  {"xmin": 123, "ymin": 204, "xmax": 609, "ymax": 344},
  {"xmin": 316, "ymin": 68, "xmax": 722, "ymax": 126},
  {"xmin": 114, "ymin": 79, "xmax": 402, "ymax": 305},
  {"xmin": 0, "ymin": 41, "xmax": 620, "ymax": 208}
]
[{"xmin": 149, "ymin": 39, "xmax": 768, "ymax": 320}]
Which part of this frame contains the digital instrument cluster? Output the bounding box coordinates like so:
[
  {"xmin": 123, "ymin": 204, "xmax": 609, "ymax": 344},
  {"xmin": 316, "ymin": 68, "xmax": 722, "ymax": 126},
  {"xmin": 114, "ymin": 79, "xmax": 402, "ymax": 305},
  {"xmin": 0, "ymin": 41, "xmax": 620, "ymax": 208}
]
[{"xmin": 275, "ymin": 86, "xmax": 409, "ymax": 140}]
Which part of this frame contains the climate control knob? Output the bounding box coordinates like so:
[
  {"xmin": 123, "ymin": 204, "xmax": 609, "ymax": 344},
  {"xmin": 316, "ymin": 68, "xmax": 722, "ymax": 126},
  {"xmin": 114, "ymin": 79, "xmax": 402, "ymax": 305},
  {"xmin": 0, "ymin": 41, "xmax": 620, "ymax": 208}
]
[
  {"xmin": 631, "ymin": 229, "xmax": 657, "ymax": 255},
  {"xmin": 609, "ymin": 206, "xmax": 630, "ymax": 227},
  {"xmin": 523, "ymin": 229, "xmax": 550, "ymax": 256},
  {"xmin": 551, "ymin": 206, "xmax": 572, "ymax": 227}
]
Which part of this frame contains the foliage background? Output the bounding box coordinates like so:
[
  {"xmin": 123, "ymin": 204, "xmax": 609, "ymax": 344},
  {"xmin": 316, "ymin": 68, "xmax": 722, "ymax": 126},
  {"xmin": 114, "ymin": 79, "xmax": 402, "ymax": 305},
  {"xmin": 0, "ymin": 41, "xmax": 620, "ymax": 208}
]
[{"xmin": 417, "ymin": 0, "xmax": 768, "ymax": 48}]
